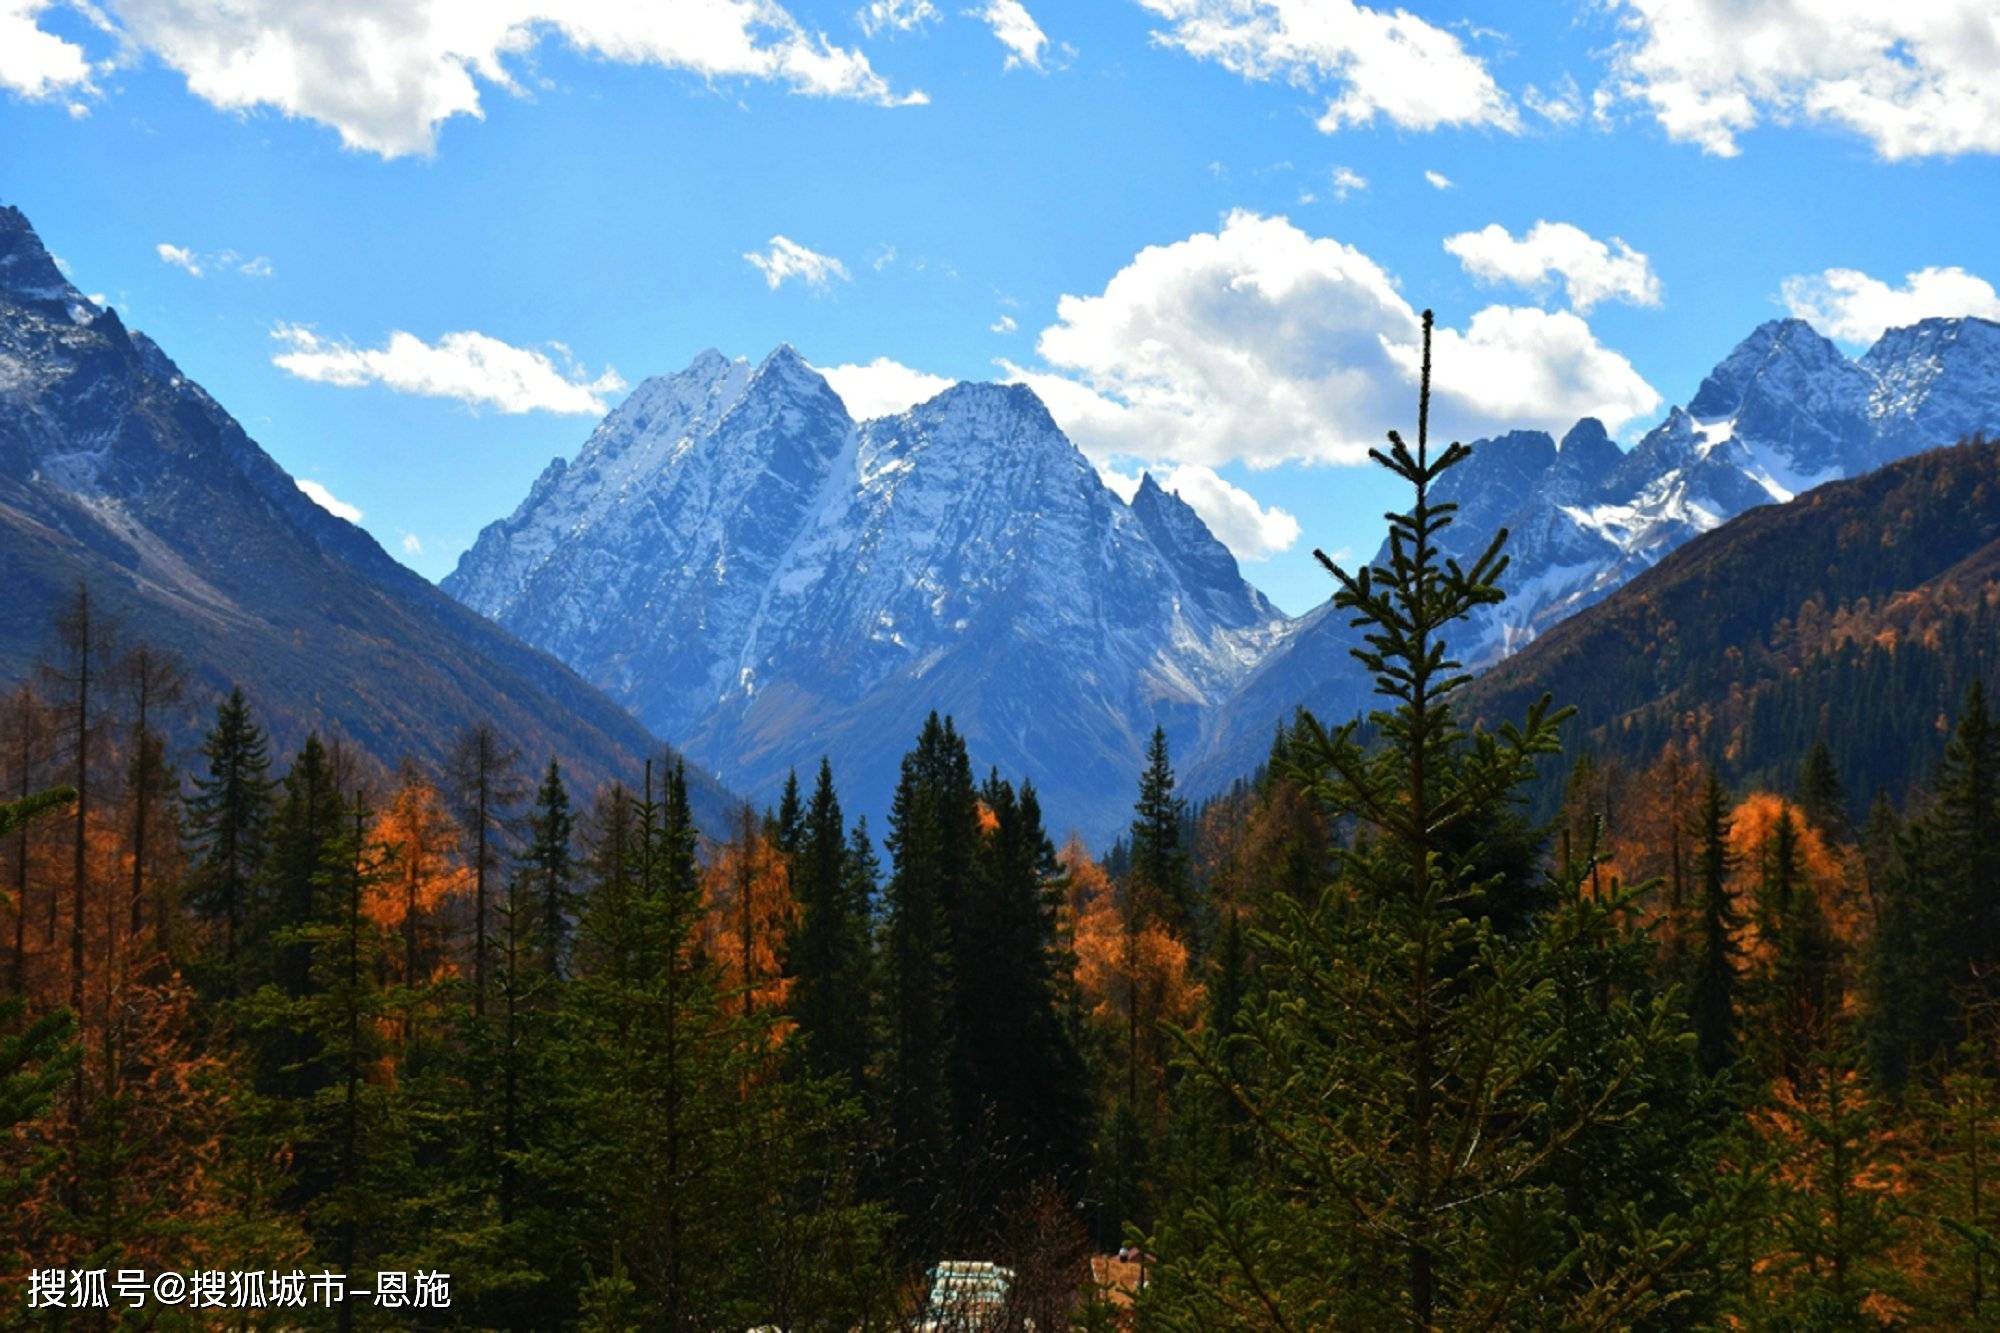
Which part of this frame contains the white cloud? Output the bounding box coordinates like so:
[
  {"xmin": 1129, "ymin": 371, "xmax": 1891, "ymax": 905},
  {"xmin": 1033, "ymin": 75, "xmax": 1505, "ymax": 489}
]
[
  {"xmin": 271, "ymin": 323, "xmax": 625, "ymax": 414},
  {"xmin": 1782, "ymin": 265, "xmax": 2000, "ymax": 345},
  {"xmin": 1006, "ymin": 209, "xmax": 1658, "ymax": 470},
  {"xmin": 1331, "ymin": 165, "xmax": 1367, "ymax": 199},
  {"xmin": 297, "ymin": 478, "xmax": 362, "ymax": 522},
  {"xmin": 1424, "ymin": 169, "xmax": 1452, "ymax": 189},
  {"xmin": 237, "ymin": 255, "xmax": 273, "ymax": 278},
  {"xmin": 744, "ymin": 235, "xmax": 851, "ymax": 291},
  {"xmin": 858, "ymin": 0, "xmax": 939, "ymax": 35},
  {"xmin": 64, "ymin": 0, "xmax": 923, "ymax": 159},
  {"xmin": 1606, "ymin": 0, "xmax": 2000, "ymax": 159},
  {"xmin": 400, "ymin": 532, "xmax": 424, "ymax": 555},
  {"xmin": 1444, "ymin": 220, "xmax": 1662, "ymax": 313},
  {"xmin": 816, "ymin": 356, "xmax": 955, "ymax": 418},
  {"xmin": 156, "ymin": 242, "xmax": 203, "ymax": 277},
  {"xmin": 1163, "ymin": 466, "xmax": 1300, "ymax": 559},
  {"xmin": 1522, "ymin": 75, "xmax": 1582, "ymax": 125},
  {"xmin": 0, "ymin": 0, "xmax": 95, "ymax": 102},
  {"xmin": 990, "ymin": 314, "xmax": 1018, "ymax": 334},
  {"xmin": 1135, "ymin": 0, "xmax": 1517, "ymax": 134},
  {"xmin": 970, "ymin": 0, "xmax": 1047, "ymax": 70}
]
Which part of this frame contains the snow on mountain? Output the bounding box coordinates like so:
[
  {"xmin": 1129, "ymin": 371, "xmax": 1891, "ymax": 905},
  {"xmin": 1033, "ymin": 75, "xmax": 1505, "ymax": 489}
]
[
  {"xmin": 1185, "ymin": 314, "xmax": 2000, "ymax": 795},
  {"xmin": 0, "ymin": 203, "xmax": 738, "ymax": 831},
  {"xmin": 445, "ymin": 352, "xmax": 1286, "ymax": 843}
]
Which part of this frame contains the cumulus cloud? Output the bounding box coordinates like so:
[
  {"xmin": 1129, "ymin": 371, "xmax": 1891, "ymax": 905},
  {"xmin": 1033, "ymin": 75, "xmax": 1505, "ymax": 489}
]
[
  {"xmin": 1331, "ymin": 165, "xmax": 1367, "ymax": 199},
  {"xmin": 745, "ymin": 236, "xmax": 851, "ymax": 292},
  {"xmin": 400, "ymin": 532, "xmax": 424, "ymax": 555},
  {"xmin": 1005, "ymin": 210, "xmax": 1658, "ymax": 470},
  {"xmin": 0, "ymin": 0, "xmax": 95, "ymax": 102},
  {"xmin": 1424, "ymin": 169, "xmax": 1453, "ymax": 189},
  {"xmin": 970, "ymin": 0, "xmax": 1048, "ymax": 70},
  {"xmin": 1444, "ymin": 220, "xmax": 1662, "ymax": 313},
  {"xmin": 38, "ymin": 0, "xmax": 923, "ymax": 159},
  {"xmin": 297, "ymin": 479, "xmax": 362, "ymax": 522},
  {"xmin": 1782, "ymin": 265, "xmax": 2000, "ymax": 344},
  {"xmin": 156, "ymin": 243, "xmax": 203, "ymax": 277},
  {"xmin": 1605, "ymin": 0, "xmax": 2000, "ymax": 159},
  {"xmin": 1135, "ymin": 0, "xmax": 1517, "ymax": 134},
  {"xmin": 816, "ymin": 356, "xmax": 955, "ymax": 419},
  {"xmin": 271, "ymin": 323, "xmax": 625, "ymax": 414},
  {"xmin": 991, "ymin": 314, "xmax": 1018, "ymax": 334},
  {"xmin": 858, "ymin": 0, "xmax": 939, "ymax": 35},
  {"xmin": 1099, "ymin": 462, "xmax": 1299, "ymax": 559}
]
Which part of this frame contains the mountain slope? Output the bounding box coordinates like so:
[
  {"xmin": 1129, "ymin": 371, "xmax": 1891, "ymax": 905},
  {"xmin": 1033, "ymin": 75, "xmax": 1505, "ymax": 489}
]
[
  {"xmin": 1463, "ymin": 440, "xmax": 2000, "ymax": 814},
  {"xmin": 0, "ymin": 205, "xmax": 734, "ymax": 829},
  {"xmin": 446, "ymin": 353, "xmax": 1286, "ymax": 842},
  {"xmin": 1187, "ymin": 316, "xmax": 2000, "ymax": 797}
]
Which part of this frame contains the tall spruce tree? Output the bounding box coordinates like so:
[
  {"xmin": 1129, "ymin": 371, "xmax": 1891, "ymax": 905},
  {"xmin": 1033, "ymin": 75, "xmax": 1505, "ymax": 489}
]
[
  {"xmin": 521, "ymin": 759, "xmax": 575, "ymax": 980},
  {"xmin": 789, "ymin": 758, "xmax": 874, "ymax": 1093},
  {"xmin": 449, "ymin": 724, "xmax": 526, "ymax": 1018},
  {"xmin": 1692, "ymin": 771, "xmax": 1742, "ymax": 1080},
  {"xmin": 1147, "ymin": 311, "xmax": 1714, "ymax": 1327},
  {"xmin": 185, "ymin": 687, "xmax": 274, "ymax": 998},
  {"xmin": 1131, "ymin": 726, "xmax": 1193, "ymax": 935}
]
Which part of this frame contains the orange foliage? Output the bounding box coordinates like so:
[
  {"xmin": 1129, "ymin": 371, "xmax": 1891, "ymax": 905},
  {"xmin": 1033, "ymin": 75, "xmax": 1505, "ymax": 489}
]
[
  {"xmin": 702, "ymin": 812, "xmax": 798, "ymax": 1022},
  {"xmin": 369, "ymin": 767, "xmax": 471, "ymax": 984},
  {"xmin": 1061, "ymin": 838, "xmax": 1203, "ymax": 1116},
  {"xmin": 1728, "ymin": 791, "xmax": 1867, "ymax": 966}
]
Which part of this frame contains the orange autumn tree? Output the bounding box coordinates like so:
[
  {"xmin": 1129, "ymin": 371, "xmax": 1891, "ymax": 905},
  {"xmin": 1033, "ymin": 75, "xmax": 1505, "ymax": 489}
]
[
  {"xmin": 703, "ymin": 803, "xmax": 798, "ymax": 1026},
  {"xmin": 371, "ymin": 762, "xmax": 472, "ymax": 989},
  {"xmin": 1062, "ymin": 836, "xmax": 1202, "ymax": 1120}
]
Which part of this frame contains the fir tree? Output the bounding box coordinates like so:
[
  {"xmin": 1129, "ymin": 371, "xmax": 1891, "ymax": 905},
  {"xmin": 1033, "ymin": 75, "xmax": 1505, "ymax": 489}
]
[
  {"xmin": 522, "ymin": 758, "xmax": 575, "ymax": 980},
  {"xmin": 1798, "ymin": 739, "xmax": 1850, "ymax": 844},
  {"xmin": 1130, "ymin": 726, "xmax": 1193, "ymax": 935},
  {"xmin": 1692, "ymin": 771, "xmax": 1743, "ymax": 1080},
  {"xmin": 185, "ymin": 687, "xmax": 274, "ymax": 998},
  {"xmin": 449, "ymin": 724, "xmax": 526, "ymax": 1018},
  {"xmin": 789, "ymin": 758, "xmax": 874, "ymax": 1093},
  {"xmin": 1147, "ymin": 311, "xmax": 1714, "ymax": 1326}
]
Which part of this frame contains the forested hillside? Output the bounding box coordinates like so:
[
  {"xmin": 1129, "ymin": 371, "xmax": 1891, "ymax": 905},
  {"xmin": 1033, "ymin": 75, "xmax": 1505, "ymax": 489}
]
[{"xmin": 1467, "ymin": 438, "xmax": 2000, "ymax": 816}]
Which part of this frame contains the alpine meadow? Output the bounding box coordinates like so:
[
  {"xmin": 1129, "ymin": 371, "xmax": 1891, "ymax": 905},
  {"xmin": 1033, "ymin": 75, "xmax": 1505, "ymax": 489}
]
[{"xmin": 6, "ymin": 1, "xmax": 2000, "ymax": 1327}]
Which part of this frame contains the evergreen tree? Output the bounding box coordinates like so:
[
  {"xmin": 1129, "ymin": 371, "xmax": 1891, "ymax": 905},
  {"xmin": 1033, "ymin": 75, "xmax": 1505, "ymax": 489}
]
[
  {"xmin": 1130, "ymin": 726, "xmax": 1193, "ymax": 935},
  {"xmin": 774, "ymin": 768, "xmax": 804, "ymax": 862},
  {"xmin": 1147, "ymin": 311, "xmax": 1715, "ymax": 1326},
  {"xmin": 449, "ymin": 724, "xmax": 526, "ymax": 1018},
  {"xmin": 521, "ymin": 758, "xmax": 575, "ymax": 980},
  {"xmin": 1692, "ymin": 771, "xmax": 1743, "ymax": 1080},
  {"xmin": 1798, "ymin": 739, "xmax": 1850, "ymax": 844},
  {"xmin": 185, "ymin": 687, "xmax": 274, "ymax": 998},
  {"xmin": 789, "ymin": 758, "xmax": 874, "ymax": 1093}
]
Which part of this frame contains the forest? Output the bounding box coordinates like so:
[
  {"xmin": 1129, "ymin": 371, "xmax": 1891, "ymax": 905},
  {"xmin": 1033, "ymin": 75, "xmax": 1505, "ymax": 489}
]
[{"xmin": 9, "ymin": 320, "xmax": 2000, "ymax": 1328}]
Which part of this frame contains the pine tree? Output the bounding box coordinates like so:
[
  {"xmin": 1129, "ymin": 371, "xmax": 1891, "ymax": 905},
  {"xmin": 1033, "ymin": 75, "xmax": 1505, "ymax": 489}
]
[
  {"xmin": 790, "ymin": 758, "xmax": 874, "ymax": 1093},
  {"xmin": 1692, "ymin": 771, "xmax": 1743, "ymax": 1080},
  {"xmin": 1131, "ymin": 726, "xmax": 1193, "ymax": 935},
  {"xmin": 1147, "ymin": 311, "xmax": 1714, "ymax": 1326},
  {"xmin": 449, "ymin": 724, "xmax": 526, "ymax": 1018},
  {"xmin": 522, "ymin": 758, "xmax": 575, "ymax": 980},
  {"xmin": 1798, "ymin": 739, "xmax": 1850, "ymax": 845},
  {"xmin": 185, "ymin": 687, "xmax": 274, "ymax": 998},
  {"xmin": 774, "ymin": 769, "xmax": 804, "ymax": 862}
]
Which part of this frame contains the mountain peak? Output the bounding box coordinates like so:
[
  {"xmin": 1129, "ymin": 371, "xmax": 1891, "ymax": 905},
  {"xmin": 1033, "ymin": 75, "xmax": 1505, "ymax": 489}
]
[{"xmin": 0, "ymin": 205, "xmax": 76, "ymax": 303}]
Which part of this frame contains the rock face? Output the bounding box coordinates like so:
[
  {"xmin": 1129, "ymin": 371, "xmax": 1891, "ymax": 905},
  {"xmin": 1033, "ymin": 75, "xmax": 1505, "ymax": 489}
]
[
  {"xmin": 1185, "ymin": 315, "xmax": 2000, "ymax": 794},
  {"xmin": 445, "ymin": 351, "xmax": 1287, "ymax": 844},
  {"xmin": 0, "ymin": 205, "xmax": 735, "ymax": 831}
]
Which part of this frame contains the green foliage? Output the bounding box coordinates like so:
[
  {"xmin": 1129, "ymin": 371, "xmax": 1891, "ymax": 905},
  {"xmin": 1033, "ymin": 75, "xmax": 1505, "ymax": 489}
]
[{"xmin": 1146, "ymin": 312, "xmax": 1721, "ymax": 1327}]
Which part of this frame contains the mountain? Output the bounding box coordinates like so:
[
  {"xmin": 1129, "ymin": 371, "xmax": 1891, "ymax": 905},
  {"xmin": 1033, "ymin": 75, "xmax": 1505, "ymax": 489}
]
[
  {"xmin": 0, "ymin": 205, "xmax": 734, "ymax": 830},
  {"xmin": 1462, "ymin": 441, "xmax": 2000, "ymax": 817},
  {"xmin": 445, "ymin": 350, "xmax": 1287, "ymax": 843},
  {"xmin": 1186, "ymin": 316, "xmax": 2000, "ymax": 796}
]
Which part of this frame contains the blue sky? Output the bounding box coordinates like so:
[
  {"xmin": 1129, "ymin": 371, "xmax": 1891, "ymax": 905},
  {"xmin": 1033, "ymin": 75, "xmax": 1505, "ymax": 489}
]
[{"xmin": 6, "ymin": 0, "xmax": 2000, "ymax": 614}]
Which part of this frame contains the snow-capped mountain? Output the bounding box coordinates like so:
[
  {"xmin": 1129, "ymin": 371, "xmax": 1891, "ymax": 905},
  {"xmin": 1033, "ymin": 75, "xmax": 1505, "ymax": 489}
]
[
  {"xmin": 445, "ymin": 349, "xmax": 1287, "ymax": 842},
  {"xmin": 1184, "ymin": 315, "xmax": 2000, "ymax": 794},
  {"xmin": 0, "ymin": 204, "xmax": 737, "ymax": 831}
]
